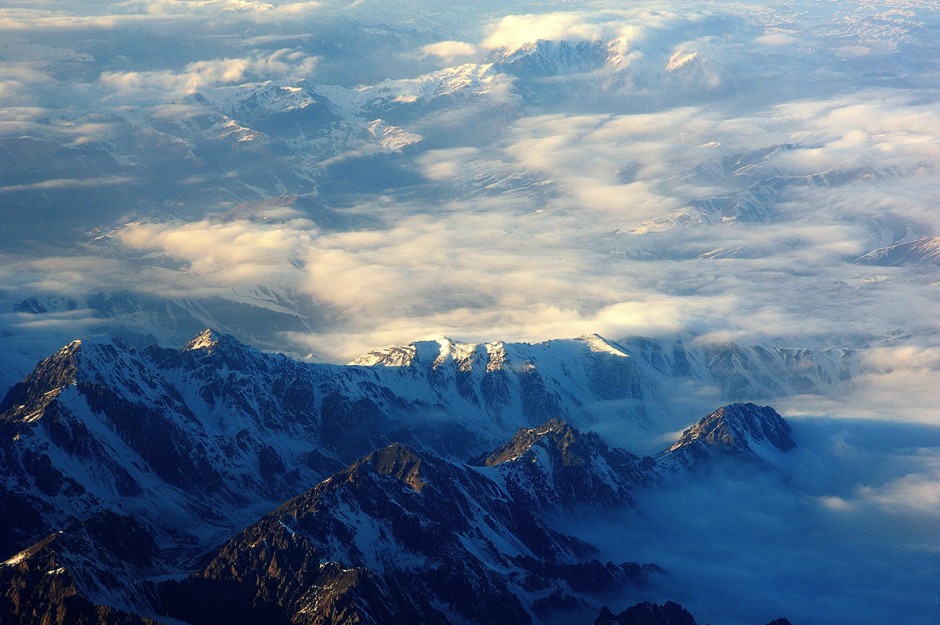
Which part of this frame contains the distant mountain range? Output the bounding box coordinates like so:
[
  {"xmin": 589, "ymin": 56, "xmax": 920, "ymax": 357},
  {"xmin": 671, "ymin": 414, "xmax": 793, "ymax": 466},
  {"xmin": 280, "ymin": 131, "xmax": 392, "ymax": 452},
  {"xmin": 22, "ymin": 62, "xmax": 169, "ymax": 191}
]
[{"xmin": 2, "ymin": 22, "xmax": 933, "ymax": 397}]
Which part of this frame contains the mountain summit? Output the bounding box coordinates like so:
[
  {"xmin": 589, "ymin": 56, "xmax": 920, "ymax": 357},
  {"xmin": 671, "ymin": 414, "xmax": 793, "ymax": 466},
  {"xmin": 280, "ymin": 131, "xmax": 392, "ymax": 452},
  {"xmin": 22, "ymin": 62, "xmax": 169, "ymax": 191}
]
[
  {"xmin": 182, "ymin": 328, "xmax": 224, "ymax": 351},
  {"xmin": 473, "ymin": 418, "xmax": 651, "ymax": 507},
  {"xmin": 656, "ymin": 403, "xmax": 796, "ymax": 471}
]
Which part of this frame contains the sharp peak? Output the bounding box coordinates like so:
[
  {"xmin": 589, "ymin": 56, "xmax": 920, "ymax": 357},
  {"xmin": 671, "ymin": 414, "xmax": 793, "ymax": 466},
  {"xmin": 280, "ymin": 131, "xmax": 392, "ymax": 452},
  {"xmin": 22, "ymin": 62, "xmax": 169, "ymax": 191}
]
[
  {"xmin": 183, "ymin": 328, "xmax": 225, "ymax": 351},
  {"xmin": 529, "ymin": 417, "xmax": 575, "ymax": 437},
  {"xmin": 182, "ymin": 328, "xmax": 254, "ymax": 354},
  {"xmin": 23, "ymin": 333, "xmax": 131, "ymax": 374},
  {"xmin": 180, "ymin": 329, "xmax": 272, "ymax": 365},
  {"xmin": 472, "ymin": 418, "xmax": 581, "ymax": 467},
  {"xmin": 1, "ymin": 338, "xmax": 99, "ymax": 412},
  {"xmin": 509, "ymin": 417, "xmax": 577, "ymax": 442},
  {"xmin": 47, "ymin": 338, "xmax": 85, "ymax": 358},
  {"xmin": 370, "ymin": 441, "xmax": 424, "ymax": 458}
]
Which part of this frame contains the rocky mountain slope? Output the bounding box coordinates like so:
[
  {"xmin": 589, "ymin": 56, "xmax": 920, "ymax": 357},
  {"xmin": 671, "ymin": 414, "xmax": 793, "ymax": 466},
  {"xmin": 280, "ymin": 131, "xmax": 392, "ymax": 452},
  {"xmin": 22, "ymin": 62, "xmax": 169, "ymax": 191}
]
[
  {"xmin": 158, "ymin": 443, "xmax": 657, "ymax": 625},
  {"xmin": 0, "ymin": 512, "xmax": 166, "ymax": 625}
]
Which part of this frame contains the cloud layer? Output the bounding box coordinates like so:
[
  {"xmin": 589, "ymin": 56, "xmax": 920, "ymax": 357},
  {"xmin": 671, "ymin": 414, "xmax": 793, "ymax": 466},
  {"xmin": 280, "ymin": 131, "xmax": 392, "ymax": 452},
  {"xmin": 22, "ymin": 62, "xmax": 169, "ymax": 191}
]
[
  {"xmin": 571, "ymin": 417, "xmax": 940, "ymax": 625},
  {"xmin": 0, "ymin": 0, "xmax": 937, "ymax": 423}
]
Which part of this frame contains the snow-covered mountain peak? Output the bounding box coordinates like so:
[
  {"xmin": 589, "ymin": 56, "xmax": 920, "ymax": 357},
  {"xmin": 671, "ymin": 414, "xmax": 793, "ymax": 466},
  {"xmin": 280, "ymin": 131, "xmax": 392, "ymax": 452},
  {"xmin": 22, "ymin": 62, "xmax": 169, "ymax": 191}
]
[
  {"xmin": 366, "ymin": 118, "xmax": 422, "ymax": 151},
  {"xmin": 213, "ymin": 81, "xmax": 320, "ymax": 116},
  {"xmin": 348, "ymin": 343, "xmax": 417, "ymax": 367},
  {"xmin": 45, "ymin": 339, "xmax": 85, "ymax": 364},
  {"xmin": 183, "ymin": 328, "xmax": 222, "ymax": 352},
  {"xmin": 0, "ymin": 339, "xmax": 84, "ymax": 424},
  {"xmin": 179, "ymin": 328, "xmax": 261, "ymax": 362},
  {"xmin": 472, "ymin": 417, "xmax": 648, "ymax": 508},
  {"xmin": 577, "ymin": 334, "xmax": 630, "ymax": 358},
  {"xmin": 474, "ymin": 417, "xmax": 574, "ymax": 467},
  {"xmin": 429, "ymin": 336, "xmax": 465, "ymax": 368},
  {"xmin": 491, "ymin": 38, "xmax": 611, "ymax": 76},
  {"xmin": 355, "ymin": 63, "xmax": 499, "ymax": 110}
]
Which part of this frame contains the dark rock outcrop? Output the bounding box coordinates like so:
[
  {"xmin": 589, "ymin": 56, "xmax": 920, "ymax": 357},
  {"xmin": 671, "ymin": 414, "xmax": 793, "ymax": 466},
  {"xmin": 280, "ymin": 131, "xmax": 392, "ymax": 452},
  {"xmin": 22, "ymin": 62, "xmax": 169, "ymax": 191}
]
[{"xmin": 594, "ymin": 601, "xmax": 697, "ymax": 625}]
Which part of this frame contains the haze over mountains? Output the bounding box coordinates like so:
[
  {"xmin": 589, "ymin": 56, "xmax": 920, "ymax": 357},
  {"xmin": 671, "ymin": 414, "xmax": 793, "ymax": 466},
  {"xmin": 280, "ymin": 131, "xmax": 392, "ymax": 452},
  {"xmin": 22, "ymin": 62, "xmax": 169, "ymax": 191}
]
[{"xmin": 0, "ymin": 1, "xmax": 937, "ymax": 624}]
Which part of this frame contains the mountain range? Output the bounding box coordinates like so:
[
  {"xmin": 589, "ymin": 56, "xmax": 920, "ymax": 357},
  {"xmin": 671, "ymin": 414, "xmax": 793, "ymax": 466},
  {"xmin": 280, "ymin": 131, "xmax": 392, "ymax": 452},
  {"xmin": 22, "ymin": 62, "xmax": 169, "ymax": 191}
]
[{"xmin": 1, "ymin": 330, "xmax": 802, "ymax": 625}]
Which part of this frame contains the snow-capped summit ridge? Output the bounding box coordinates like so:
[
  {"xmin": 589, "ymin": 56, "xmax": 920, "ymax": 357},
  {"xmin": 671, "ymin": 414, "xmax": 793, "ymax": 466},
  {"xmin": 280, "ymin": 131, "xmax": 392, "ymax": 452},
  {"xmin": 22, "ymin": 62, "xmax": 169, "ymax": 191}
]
[
  {"xmin": 352, "ymin": 334, "xmax": 629, "ymax": 368},
  {"xmin": 490, "ymin": 38, "xmax": 611, "ymax": 74},
  {"xmin": 213, "ymin": 81, "xmax": 321, "ymax": 117},
  {"xmin": 577, "ymin": 334, "xmax": 630, "ymax": 358},
  {"xmin": 180, "ymin": 328, "xmax": 261, "ymax": 360},
  {"xmin": 350, "ymin": 336, "xmax": 493, "ymax": 369}
]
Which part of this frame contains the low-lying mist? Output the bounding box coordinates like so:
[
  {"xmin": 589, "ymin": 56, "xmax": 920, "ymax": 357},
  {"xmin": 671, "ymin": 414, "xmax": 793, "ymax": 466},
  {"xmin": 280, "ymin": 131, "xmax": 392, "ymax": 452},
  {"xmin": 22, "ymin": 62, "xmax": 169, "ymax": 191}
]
[{"xmin": 557, "ymin": 417, "xmax": 940, "ymax": 625}]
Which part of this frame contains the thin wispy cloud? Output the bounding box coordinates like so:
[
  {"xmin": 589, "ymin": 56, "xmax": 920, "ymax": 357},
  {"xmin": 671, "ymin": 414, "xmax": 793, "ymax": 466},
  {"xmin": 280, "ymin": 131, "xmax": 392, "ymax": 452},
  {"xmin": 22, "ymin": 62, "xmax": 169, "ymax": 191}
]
[{"xmin": 0, "ymin": 175, "xmax": 136, "ymax": 193}]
